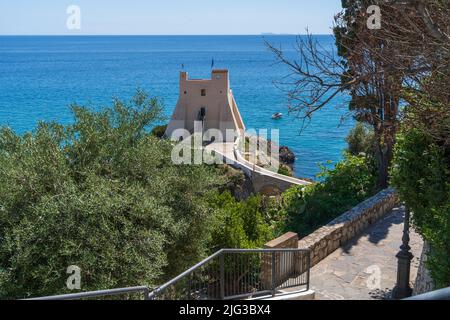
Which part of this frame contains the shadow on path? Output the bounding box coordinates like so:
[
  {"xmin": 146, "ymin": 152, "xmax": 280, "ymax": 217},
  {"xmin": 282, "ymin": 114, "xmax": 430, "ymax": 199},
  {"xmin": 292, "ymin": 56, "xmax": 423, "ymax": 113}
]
[
  {"xmin": 310, "ymin": 206, "xmax": 423, "ymax": 300},
  {"xmin": 342, "ymin": 206, "xmax": 405, "ymax": 254}
]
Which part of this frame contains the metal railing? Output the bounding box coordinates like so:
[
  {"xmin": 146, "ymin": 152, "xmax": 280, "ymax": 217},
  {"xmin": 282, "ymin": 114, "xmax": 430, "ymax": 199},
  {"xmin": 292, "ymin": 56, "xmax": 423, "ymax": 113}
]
[
  {"xmin": 148, "ymin": 248, "xmax": 310, "ymax": 300},
  {"xmin": 233, "ymin": 137, "xmax": 312, "ymax": 186},
  {"xmin": 26, "ymin": 286, "xmax": 151, "ymax": 300},
  {"xmin": 404, "ymin": 287, "xmax": 450, "ymax": 300},
  {"xmin": 25, "ymin": 248, "xmax": 310, "ymax": 301}
]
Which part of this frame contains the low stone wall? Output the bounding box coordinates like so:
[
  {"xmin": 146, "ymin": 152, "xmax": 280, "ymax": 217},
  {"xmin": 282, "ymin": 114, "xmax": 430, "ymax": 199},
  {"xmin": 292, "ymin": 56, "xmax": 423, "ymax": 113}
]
[
  {"xmin": 265, "ymin": 188, "xmax": 399, "ymax": 268},
  {"xmin": 264, "ymin": 232, "xmax": 299, "ymax": 249},
  {"xmin": 261, "ymin": 232, "xmax": 299, "ymax": 288},
  {"xmin": 299, "ymin": 188, "xmax": 398, "ymax": 267}
]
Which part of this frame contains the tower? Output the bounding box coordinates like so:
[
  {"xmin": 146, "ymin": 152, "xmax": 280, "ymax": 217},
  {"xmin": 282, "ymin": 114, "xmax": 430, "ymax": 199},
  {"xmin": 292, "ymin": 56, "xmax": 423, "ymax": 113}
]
[{"xmin": 165, "ymin": 70, "xmax": 245, "ymax": 143}]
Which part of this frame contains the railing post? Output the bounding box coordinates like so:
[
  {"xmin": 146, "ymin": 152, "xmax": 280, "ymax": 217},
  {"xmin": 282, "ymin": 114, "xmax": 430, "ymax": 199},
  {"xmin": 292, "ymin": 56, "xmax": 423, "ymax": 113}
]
[
  {"xmin": 219, "ymin": 253, "xmax": 225, "ymax": 300},
  {"xmin": 187, "ymin": 273, "xmax": 191, "ymax": 300},
  {"xmin": 271, "ymin": 251, "xmax": 276, "ymax": 297},
  {"xmin": 143, "ymin": 287, "xmax": 150, "ymax": 300},
  {"xmin": 306, "ymin": 251, "xmax": 311, "ymax": 291}
]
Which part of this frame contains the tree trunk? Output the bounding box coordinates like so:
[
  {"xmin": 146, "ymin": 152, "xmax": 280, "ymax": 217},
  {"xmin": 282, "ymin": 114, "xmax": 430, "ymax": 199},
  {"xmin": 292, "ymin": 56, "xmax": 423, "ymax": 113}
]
[
  {"xmin": 376, "ymin": 91, "xmax": 399, "ymax": 189},
  {"xmin": 376, "ymin": 138, "xmax": 393, "ymax": 190}
]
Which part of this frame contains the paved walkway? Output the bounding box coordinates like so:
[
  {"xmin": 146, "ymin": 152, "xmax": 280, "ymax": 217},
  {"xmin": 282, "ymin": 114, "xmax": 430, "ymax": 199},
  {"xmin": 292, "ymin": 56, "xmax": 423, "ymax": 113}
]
[
  {"xmin": 205, "ymin": 142, "xmax": 236, "ymax": 160},
  {"xmin": 310, "ymin": 206, "xmax": 423, "ymax": 300},
  {"xmin": 205, "ymin": 142, "xmax": 311, "ymax": 186}
]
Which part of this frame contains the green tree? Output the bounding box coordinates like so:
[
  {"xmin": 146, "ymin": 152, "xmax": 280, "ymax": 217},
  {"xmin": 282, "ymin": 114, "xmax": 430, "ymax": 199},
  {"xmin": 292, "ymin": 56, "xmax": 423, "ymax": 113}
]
[
  {"xmin": 346, "ymin": 122, "xmax": 375, "ymax": 157},
  {"xmin": 334, "ymin": 0, "xmax": 404, "ymax": 189},
  {"xmin": 391, "ymin": 95, "xmax": 450, "ymax": 288},
  {"xmin": 279, "ymin": 153, "xmax": 377, "ymax": 237},
  {"xmin": 151, "ymin": 124, "xmax": 168, "ymax": 138},
  {"xmin": 0, "ymin": 91, "xmax": 225, "ymax": 299},
  {"xmin": 208, "ymin": 192, "xmax": 273, "ymax": 250}
]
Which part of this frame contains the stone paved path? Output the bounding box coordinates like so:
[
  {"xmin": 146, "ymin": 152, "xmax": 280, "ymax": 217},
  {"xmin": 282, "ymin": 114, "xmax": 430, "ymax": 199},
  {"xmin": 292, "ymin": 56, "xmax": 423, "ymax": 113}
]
[{"xmin": 310, "ymin": 206, "xmax": 423, "ymax": 300}]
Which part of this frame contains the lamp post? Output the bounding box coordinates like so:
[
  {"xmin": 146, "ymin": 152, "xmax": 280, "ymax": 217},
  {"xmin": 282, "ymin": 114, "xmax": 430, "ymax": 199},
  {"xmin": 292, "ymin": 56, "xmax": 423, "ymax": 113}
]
[{"xmin": 392, "ymin": 206, "xmax": 413, "ymax": 299}]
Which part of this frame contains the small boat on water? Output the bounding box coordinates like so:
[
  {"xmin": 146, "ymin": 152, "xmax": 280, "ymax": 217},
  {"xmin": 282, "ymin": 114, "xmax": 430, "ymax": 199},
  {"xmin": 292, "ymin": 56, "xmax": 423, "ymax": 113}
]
[{"xmin": 271, "ymin": 112, "xmax": 283, "ymax": 120}]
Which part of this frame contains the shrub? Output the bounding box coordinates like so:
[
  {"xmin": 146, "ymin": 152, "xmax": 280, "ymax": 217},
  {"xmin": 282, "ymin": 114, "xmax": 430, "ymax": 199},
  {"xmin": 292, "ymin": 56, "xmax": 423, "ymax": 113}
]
[
  {"xmin": 207, "ymin": 192, "xmax": 273, "ymax": 250},
  {"xmin": 151, "ymin": 124, "xmax": 168, "ymax": 138},
  {"xmin": 346, "ymin": 122, "xmax": 376, "ymax": 157},
  {"xmin": 278, "ymin": 164, "xmax": 292, "ymax": 177},
  {"xmin": 279, "ymin": 153, "xmax": 377, "ymax": 237},
  {"xmin": 0, "ymin": 90, "xmax": 225, "ymax": 298},
  {"xmin": 391, "ymin": 127, "xmax": 450, "ymax": 288}
]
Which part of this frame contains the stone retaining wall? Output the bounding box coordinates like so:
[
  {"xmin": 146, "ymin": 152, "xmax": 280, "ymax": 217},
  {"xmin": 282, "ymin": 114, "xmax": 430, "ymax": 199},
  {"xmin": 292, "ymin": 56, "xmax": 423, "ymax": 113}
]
[
  {"xmin": 264, "ymin": 232, "xmax": 299, "ymax": 249},
  {"xmin": 261, "ymin": 232, "xmax": 299, "ymax": 288},
  {"xmin": 265, "ymin": 188, "xmax": 399, "ymax": 268},
  {"xmin": 413, "ymin": 241, "xmax": 435, "ymax": 295},
  {"xmin": 299, "ymin": 188, "xmax": 398, "ymax": 267}
]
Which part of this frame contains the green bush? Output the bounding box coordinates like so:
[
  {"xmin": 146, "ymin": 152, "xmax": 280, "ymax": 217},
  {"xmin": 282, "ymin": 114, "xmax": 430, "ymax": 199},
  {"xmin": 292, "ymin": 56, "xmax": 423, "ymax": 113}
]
[
  {"xmin": 346, "ymin": 122, "xmax": 376, "ymax": 157},
  {"xmin": 151, "ymin": 124, "xmax": 168, "ymax": 138},
  {"xmin": 0, "ymin": 90, "xmax": 225, "ymax": 299},
  {"xmin": 278, "ymin": 153, "xmax": 377, "ymax": 237},
  {"xmin": 391, "ymin": 128, "xmax": 450, "ymax": 288},
  {"xmin": 207, "ymin": 192, "xmax": 273, "ymax": 250},
  {"xmin": 278, "ymin": 165, "xmax": 292, "ymax": 177}
]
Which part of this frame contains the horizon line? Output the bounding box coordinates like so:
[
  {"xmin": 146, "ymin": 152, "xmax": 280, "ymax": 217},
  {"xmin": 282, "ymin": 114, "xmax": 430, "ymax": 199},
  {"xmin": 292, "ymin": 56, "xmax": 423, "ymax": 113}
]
[{"xmin": 0, "ymin": 33, "xmax": 334, "ymax": 37}]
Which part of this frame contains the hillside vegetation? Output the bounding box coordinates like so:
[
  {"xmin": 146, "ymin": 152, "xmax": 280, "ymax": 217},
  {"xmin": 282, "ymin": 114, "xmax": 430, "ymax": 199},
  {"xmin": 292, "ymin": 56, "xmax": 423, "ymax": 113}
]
[{"xmin": 0, "ymin": 91, "xmax": 379, "ymax": 299}]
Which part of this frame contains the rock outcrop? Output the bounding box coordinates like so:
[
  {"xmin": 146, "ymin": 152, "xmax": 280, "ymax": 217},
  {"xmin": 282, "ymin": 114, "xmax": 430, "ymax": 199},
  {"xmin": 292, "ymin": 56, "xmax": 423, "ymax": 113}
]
[
  {"xmin": 218, "ymin": 165, "xmax": 255, "ymax": 200},
  {"xmin": 279, "ymin": 146, "xmax": 296, "ymax": 167}
]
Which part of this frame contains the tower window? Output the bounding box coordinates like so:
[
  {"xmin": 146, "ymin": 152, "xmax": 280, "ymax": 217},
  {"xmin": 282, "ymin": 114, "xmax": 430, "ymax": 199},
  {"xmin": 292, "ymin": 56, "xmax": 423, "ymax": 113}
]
[{"xmin": 201, "ymin": 89, "xmax": 206, "ymax": 96}]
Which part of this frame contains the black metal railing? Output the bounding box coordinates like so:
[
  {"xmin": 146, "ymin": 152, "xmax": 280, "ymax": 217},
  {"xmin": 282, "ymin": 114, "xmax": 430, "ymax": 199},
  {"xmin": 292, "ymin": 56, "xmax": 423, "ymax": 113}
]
[
  {"xmin": 25, "ymin": 248, "xmax": 310, "ymax": 301},
  {"xmin": 26, "ymin": 286, "xmax": 151, "ymax": 300},
  {"xmin": 404, "ymin": 287, "xmax": 450, "ymax": 300},
  {"xmin": 148, "ymin": 249, "xmax": 310, "ymax": 300}
]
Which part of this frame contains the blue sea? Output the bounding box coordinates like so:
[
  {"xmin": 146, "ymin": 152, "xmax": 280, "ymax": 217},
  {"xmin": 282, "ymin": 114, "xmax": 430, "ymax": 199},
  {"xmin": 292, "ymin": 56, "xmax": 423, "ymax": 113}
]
[{"xmin": 0, "ymin": 35, "xmax": 353, "ymax": 179}]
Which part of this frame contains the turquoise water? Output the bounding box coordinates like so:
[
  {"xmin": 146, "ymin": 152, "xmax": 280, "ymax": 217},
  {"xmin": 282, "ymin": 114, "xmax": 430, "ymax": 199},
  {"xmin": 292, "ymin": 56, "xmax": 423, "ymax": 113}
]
[{"xmin": 0, "ymin": 35, "xmax": 353, "ymax": 179}]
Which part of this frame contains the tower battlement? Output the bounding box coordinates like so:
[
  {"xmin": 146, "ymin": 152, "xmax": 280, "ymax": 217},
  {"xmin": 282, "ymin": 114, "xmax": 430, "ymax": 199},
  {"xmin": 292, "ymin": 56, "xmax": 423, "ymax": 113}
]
[{"xmin": 165, "ymin": 69, "xmax": 245, "ymax": 142}]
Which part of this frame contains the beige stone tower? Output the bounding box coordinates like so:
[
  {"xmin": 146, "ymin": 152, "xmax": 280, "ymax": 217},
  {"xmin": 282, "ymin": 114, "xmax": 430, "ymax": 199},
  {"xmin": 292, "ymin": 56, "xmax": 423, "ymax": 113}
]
[{"xmin": 165, "ymin": 70, "xmax": 245, "ymax": 142}]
